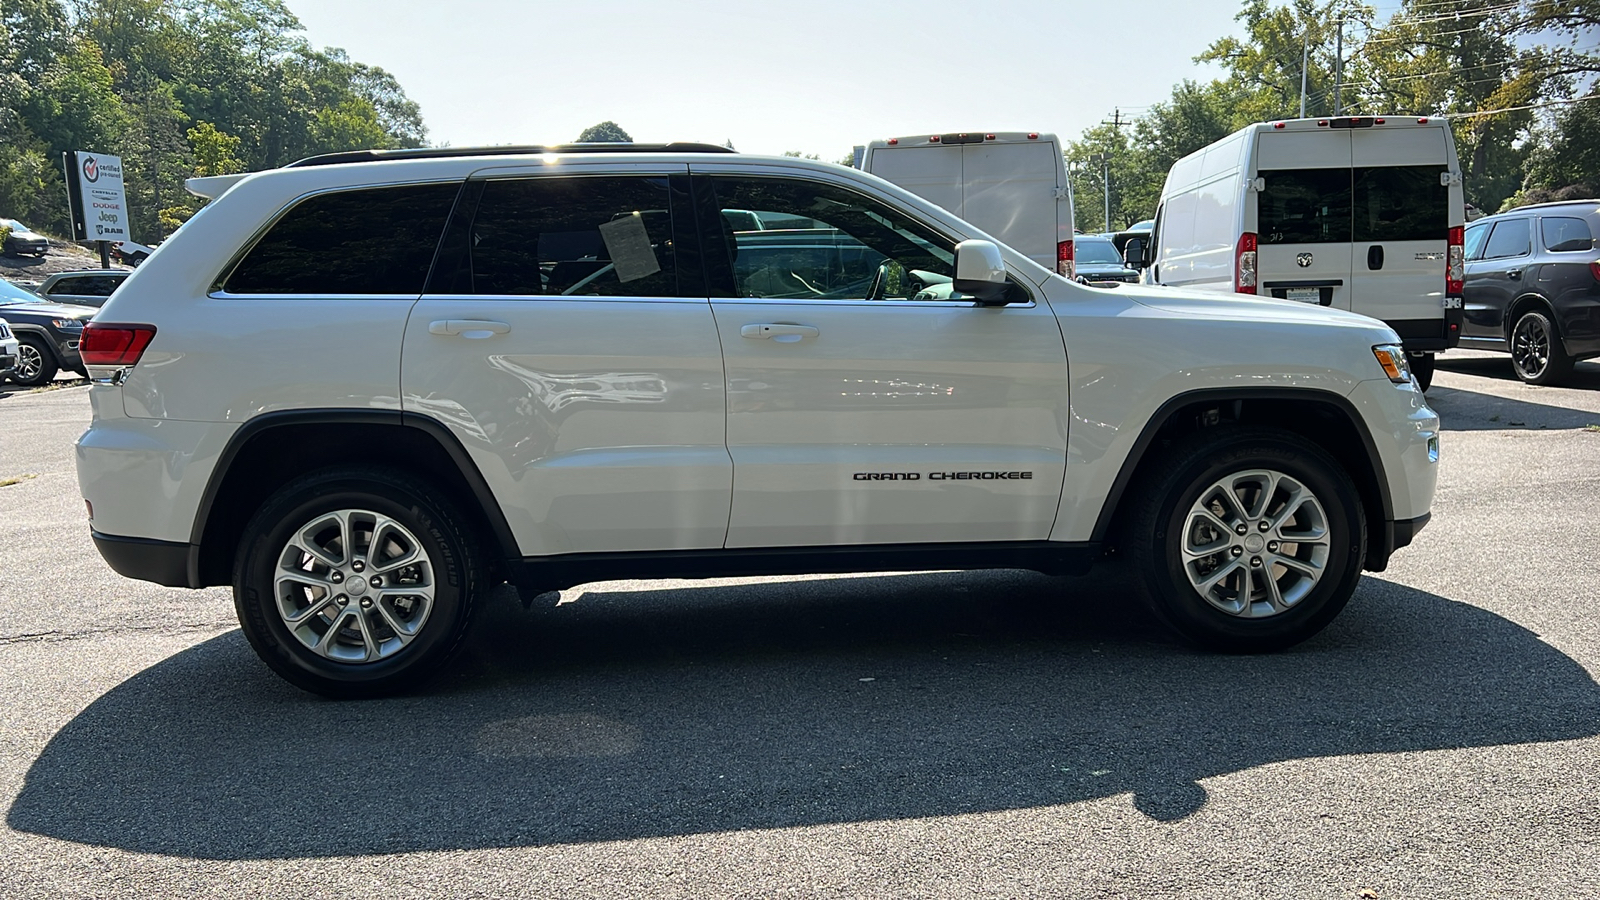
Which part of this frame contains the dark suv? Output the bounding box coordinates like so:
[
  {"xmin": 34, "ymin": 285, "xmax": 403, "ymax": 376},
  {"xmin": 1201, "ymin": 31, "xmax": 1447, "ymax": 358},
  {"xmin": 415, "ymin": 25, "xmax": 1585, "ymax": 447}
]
[{"xmin": 1460, "ymin": 200, "xmax": 1600, "ymax": 384}]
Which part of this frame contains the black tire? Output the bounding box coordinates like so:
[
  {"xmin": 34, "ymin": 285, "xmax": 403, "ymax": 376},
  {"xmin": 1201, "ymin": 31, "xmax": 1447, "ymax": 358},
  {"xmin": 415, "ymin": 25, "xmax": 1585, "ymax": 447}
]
[
  {"xmin": 1123, "ymin": 427, "xmax": 1367, "ymax": 652},
  {"xmin": 11, "ymin": 335, "xmax": 58, "ymax": 386},
  {"xmin": 1509, "ymin": 309, "xmax": 1572, "ymax": 385},
  {"xmin": 233, "ymin": 466, "xmax": 486, "ymax": 698},
  {"xmin": 1409, "ymin": 352, "xmax": 1435, "ymax": 391}
]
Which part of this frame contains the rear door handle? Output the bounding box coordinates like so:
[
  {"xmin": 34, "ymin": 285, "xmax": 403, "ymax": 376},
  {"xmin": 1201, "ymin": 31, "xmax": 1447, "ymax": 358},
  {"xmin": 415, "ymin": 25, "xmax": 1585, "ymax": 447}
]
[
  {"xmin": 1506, "ymin": 269, "xmax": 1522, "ymax": 280},
  {"xmin": 429, "ymin": 319, "xmax": 511, "ymax": 337},
  {"xmin": 740, "ymin": 323, "xmax": 819, "ymax": 343}
]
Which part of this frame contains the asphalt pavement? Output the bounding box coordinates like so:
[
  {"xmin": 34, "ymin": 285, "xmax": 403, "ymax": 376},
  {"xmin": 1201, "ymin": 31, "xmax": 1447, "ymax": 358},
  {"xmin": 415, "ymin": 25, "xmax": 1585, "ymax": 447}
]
[{"xmin": 1, "ymin": 353, "xmax": 1597, "ymax": 899}]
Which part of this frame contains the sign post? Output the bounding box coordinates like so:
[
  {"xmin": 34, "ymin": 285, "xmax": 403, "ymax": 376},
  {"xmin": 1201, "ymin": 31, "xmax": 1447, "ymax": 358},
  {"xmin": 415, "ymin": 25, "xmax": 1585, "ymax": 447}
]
[{"xmin": 63, "ymin": 151, "xmax": 129, "ymax": 270}]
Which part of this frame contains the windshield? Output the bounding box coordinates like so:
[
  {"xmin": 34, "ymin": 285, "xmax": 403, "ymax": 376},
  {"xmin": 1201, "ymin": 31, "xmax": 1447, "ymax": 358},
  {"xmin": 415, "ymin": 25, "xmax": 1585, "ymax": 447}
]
[
  {"xmin": 0, "ymin": 279, "xmax": 43, "ymax": 304},
  {"xmin": 1, "ymin": 219, "xmax": 27, "ymax": 232},
  {"xmin": 1074, "ymin": 239, "xmax": 1124, "ymax": 265}
]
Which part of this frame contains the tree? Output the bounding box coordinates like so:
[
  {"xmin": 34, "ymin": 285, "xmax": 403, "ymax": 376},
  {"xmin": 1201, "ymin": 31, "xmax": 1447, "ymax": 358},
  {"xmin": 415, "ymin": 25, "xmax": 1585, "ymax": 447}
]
[
  {"xmin": 1509, "ymin": 95, "xmax": 1600, "ymax": 206},
  {"xmin": 1064, "ymin": 124, "xmax": 1143, "ymax": 231},
  {"xmin": 576, "ymin": 120, "xmax": 631, "ymax": 142},
  {"xmin": 187, "ymin": 120, "xmax": 242, "ymax": 176}
]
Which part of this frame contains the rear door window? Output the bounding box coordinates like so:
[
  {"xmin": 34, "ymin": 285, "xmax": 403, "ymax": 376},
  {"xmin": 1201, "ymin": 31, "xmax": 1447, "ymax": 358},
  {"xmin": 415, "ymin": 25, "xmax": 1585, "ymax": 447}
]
[
  {"xmin": 464, "ymin": 176, "xmax": 678, "ymax": 297},
  {"xmin": 1258, "ymin": 169, "xmax": 1352, "ymax": 244},
  {"xmin": 1540, "ymin": 216, "xmax": 1594, "ymax": 252},
  {"xmin": 1353, "ymin": 165, "xmax": 1448, "ymax": 241},
  {"xmin": 224, "ymin": 182, "xmax": 459, "ymax": 294},
  {"xmin": 1482, "ymin": 218, "xmax": 1532, "ymax": 260}
]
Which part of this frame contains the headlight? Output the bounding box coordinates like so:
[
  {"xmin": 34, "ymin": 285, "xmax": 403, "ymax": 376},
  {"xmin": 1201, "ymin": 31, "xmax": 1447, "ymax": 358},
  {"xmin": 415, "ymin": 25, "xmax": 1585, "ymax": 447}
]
[
  {"xmin": 1372, "ymin": 344, "xmax": 1412, "ymax": 384},
  {"xmin": 51, "ymin": 319, "xmax": 85, "ymax": 329}
]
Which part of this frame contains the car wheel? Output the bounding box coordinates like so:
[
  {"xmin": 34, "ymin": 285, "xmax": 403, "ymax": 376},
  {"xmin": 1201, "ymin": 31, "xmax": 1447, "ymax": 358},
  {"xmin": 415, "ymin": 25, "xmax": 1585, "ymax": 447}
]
[
  {"xmin": 1409, "ymin": 352, "xmax": 1435, "ymax": 391},
  {"xmin": 1124, "ymin": 428, "xmax": 1366, "ymax": 652},
  {"xmin": 11, "ymin": 335, "xmax": 58, "ymax": 387},
  {"xmin": 233, "ymin": 466, "xmax": 486, "ymax": 698},
  {"xmin": 1509, "ymin": 309, "xmax": 1572, "ymax": 385}
]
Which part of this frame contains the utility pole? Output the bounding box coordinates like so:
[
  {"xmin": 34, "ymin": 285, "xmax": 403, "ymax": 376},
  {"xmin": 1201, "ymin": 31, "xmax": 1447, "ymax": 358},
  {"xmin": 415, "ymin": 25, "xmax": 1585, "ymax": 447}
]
[
  {"xmin": 1092, "ymin": 152, "xmax": 1111, "ymax": 234},
  {"xmin": 1100, "ymin": 108, "xmax": 1129, "ymax": 133},
  {"xmin": 1300, "ymin": 33, "xmax": 1309, "ymax": 118},
  {"xmin": 1334, "ymin": 17, "xmax": 1344, "ymax": 115}
]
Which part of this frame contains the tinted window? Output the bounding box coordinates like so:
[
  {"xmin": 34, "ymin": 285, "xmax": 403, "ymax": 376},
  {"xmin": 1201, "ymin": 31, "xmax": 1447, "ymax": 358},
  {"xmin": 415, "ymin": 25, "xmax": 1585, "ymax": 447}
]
[
  {"xmin": 51, "ymin": 275, "xmax": 119, "ymax": 297},
  {"xmin": 1074, "ymin": 239, "xmax": 1123, "ymax": 264},
  {"xmin": 1483, "ymin": 218, "xmax": 1532, "ymax": 260},
  {"xmin": 1353, "ymin": 166, "xmax": 1448, "ymax": 242},
  {"xmin": 707, "ymin": 176, "xmax": 968, "ymax": 301},
  {"xmin": 1258, "ymin": 169, "xmax": 1351, "ymax": 244},
  {"xmin": 1541, "ymin": 216, "xmax": 1594, "ymax": 252},
  {"xmin": 1463, "ymin": 222, "xmax": 1490, "ymax": 260},
  {"xmin": 225, "ymin": 183, "xmax": 459, "ymax": 294},
  {"xmin": 467, "ymin": 176, "xmax": 676, "ymax": 297}
]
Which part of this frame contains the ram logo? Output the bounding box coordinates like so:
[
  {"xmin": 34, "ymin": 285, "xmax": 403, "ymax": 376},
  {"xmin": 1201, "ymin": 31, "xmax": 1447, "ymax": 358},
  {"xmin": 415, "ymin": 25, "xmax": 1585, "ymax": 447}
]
[{"xmin": 1296, "ymin": 252, "xmax": 1314, "ymax": 267}]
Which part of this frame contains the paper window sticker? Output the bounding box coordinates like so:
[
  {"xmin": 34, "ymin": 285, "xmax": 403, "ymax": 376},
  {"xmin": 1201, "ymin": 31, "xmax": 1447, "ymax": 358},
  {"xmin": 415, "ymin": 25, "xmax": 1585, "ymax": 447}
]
[{"xmin": 597, "ymin": 213, "xmax": 662, "ymax": 283}]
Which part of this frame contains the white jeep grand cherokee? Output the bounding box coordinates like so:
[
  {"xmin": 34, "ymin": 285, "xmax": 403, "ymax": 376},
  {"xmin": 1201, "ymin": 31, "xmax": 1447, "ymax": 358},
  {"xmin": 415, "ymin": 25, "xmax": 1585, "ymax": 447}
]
[{"xmin": 76, "ymin": 144, "xmax": 1439, "ymax": 697}]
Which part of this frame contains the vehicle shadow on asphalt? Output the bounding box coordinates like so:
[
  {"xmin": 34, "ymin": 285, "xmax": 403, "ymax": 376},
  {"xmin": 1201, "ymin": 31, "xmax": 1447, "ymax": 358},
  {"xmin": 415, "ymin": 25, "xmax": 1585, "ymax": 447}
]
[
  {"xmin": 1426, "ymin": 369, "xmax": 1600, "ymax": 431},
  {"xmin": 9, "ymin": 565, "xmax": 1599, "ymax": 860},
  {"xmin": 1436, "ymin": 354, "xmax": 1600, "ymax": 389}
]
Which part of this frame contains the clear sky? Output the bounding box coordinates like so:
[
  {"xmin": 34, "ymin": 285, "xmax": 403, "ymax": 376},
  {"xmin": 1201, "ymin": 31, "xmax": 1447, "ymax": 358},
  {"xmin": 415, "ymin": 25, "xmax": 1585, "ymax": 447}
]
[{"xmin": 289, "ymin": 0, "xmax": 1251, "ymax": 156}]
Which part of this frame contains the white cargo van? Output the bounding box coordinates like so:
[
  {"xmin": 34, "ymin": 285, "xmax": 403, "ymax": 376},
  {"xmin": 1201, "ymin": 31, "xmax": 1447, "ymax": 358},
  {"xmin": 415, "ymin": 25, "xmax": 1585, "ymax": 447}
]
[
  {"xmin": 1126, "ymin": 116, "xmax": 1465, "ymax": 388},
  {"xmin": 861, "ymin": 132, "xmax": 1076, "ymax": 278}
]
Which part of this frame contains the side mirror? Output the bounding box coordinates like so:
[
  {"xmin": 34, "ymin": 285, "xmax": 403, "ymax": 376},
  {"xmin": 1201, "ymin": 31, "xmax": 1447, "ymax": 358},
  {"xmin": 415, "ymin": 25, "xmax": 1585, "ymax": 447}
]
[
  {"xmin": 1121, "ymin": 236, "xmax": 1148, "ymax": 269},
  {"xmin": 952, "ymin": 239, "xmax": 1010, "ymax": 304}
]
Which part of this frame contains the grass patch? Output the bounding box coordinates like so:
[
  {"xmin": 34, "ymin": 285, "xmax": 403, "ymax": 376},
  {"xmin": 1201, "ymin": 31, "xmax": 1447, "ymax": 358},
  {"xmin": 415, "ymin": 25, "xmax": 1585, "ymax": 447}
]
[
  {"xmin": 23, "ymin": 377, "xmax": 89, "ymax": 394},
  {"xmin": 0, "ymin": 473, "xmax": 38, "ymax": 487},
  {"xmin": 1585, "ymin": 424, "xmax": 1600, "ymax": 433}
]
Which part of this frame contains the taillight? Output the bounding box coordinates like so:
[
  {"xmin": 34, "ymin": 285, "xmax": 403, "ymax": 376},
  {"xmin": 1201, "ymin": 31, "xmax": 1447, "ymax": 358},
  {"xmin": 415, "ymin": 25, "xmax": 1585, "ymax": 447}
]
[
  {"xmin": 1446, "ymin": 225, "xmax": 1465, "ymax": 296},
  {"xmin": 1235, "ymin": 232, "xmax": 1257, "ymax": 294},
  {"xmin": 80, "ymin": 323, "xmax": 157, "ymax": 366},
  {"xmin": 1057, "ymin": 239, "xmax": 1075, "ymax": 279},
  {"xmin": 1590, "ymin": 261, "xmax": 1600, "ymax": 282}
]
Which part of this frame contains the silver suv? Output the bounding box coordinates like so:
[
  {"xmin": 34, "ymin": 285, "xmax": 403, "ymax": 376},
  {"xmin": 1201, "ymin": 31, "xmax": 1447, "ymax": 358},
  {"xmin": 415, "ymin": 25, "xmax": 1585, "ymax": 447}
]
[{"xmin": 77, "ymin": 145, "xmax": 1440, "ymax": 697}]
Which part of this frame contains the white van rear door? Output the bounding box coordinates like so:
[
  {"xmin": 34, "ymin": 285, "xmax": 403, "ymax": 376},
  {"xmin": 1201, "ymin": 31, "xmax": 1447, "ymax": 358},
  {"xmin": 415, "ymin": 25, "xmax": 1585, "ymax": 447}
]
[
  {"xmin": 961, "ymin": 141, "xmax": 1061, "ymax": 269},
  {"xmin": 1254, "ymin": 130, "xmax": 1354, "ymax": 309},
  {"xmin": 1350, "ymin": 127, "xmax": 1451, "ymax": 337}
]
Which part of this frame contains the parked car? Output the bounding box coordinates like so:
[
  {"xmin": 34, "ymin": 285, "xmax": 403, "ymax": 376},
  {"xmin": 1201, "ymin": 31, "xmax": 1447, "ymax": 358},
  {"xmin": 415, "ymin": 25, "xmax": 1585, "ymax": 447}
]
[
  {"xmin": 1074, "ymin": 236, "xmax": 1140, "ymax": 284},
  {"xmin": 1458, "ymin": 199, "xmax": 1600, "ymax": 384},
  {"xmin": 0, "ymin": 277, "xmax": 92, "ymax": 385},
  {"xmin": 112, "ymin": 241, "xmax": 157, "ymax": 266},
  {"xmin": 79, "ymin": 143, "xmax": 1437, "ymax": 697},
  {"xmin": 37, "ymin": 269, "xmax": 129, "ymax": 308},
  {"xmin": 0, "ymin": 318, "xmax": 18, "ymax": 377},
  {"xmin": 1123, "ymin": 116, "xmax": 1467, "ymax": 390},
  {"xmin": 861, "ymin": 132, "xmax": 1077, "ymax": 278},
  {"xmin": 1, "ymin": 218, "xmax": 49, "ymax": 257}
]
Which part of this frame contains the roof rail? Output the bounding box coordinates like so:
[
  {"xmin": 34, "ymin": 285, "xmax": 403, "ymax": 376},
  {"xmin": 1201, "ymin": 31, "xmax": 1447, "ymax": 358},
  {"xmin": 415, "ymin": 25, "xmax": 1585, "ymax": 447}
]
[
  {"xmin": 1497, "ymin": 198, "xmax": 1600, "ymax": 213},
  {"xmin": 284, "ymin": 143, "xmax": 736, "ymax": 168}
]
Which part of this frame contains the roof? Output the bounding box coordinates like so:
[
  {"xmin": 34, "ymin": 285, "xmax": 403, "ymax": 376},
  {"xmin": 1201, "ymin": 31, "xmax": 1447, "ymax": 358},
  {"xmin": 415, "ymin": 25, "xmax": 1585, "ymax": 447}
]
[{"xmin": 283, "ymin": 143, "xmax": 735, "ymax": 168}]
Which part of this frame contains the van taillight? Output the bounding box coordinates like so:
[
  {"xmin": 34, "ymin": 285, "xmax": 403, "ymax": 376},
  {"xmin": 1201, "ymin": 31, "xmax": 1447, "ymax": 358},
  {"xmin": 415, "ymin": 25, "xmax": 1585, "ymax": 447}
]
[
  {"xmin": 1057, "ymin": 239, "xmax": 1075, "ymax": 279},
  {"xmin": 80, "ymin": 323, "xmax": 157, "ymax": 366},
  {"xmin": 1235, "ymin": 233, "xmax": 1257, "ymax": 294},
  {"xmin": 1446, "ymin": 225, "xmax": 1465, "ymax": 296}
]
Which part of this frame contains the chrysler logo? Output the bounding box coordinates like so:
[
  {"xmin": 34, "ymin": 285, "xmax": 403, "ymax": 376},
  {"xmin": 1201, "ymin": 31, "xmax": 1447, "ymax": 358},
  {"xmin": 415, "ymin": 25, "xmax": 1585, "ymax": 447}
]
[{"xmin": 1296, "ymin": 252, "xmax": 1313, "ymax": 267}]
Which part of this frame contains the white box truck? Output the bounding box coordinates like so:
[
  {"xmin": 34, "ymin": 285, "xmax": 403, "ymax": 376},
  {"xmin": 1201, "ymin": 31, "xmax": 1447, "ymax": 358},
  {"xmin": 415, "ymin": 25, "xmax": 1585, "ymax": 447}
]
[
  {"xmin": 861, "ymin": 132, "xmax": 1076, "ymax": 278},
  {"xmin": 1124, "ymin": 115, "xmax": 1466, "ymax": 389}
]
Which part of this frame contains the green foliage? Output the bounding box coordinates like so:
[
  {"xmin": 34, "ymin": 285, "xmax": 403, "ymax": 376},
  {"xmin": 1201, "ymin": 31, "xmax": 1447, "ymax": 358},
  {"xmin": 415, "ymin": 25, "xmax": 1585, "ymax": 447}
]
[
  {"xmin": 576, "ymin": 121, "xmax": 631, "ymax": 143},
  {"xmin": 1505, "ymin": 95, "xmax": 1600, "ymax": 207},
  {"xmin": 0, "ymin": 0, "xmax": 429, "ymax": 241}
]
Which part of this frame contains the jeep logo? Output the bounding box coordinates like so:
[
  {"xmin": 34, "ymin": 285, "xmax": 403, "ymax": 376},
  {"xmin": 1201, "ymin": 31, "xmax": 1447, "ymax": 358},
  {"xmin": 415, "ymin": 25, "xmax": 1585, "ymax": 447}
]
[{"xmin": 1296, "ymin": 252, "xmax": 1313, "ymax": 267}]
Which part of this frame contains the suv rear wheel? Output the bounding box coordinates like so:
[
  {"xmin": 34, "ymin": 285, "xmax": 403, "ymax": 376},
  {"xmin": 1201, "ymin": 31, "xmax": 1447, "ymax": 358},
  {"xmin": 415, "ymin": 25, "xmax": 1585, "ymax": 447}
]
[
  {"xmin": 10, "ymin": 335, "xmax": 57, "ymax": 386},
  {"xmin": 1125, "ymin": 428, "xmax": 1366, "ymax": 652},
  {"xmin": 233, "ymin": 466, "xmax": 485, "ymax": 698},
  {"xmin": 1509, "ymin": 309, "xmax": 1572, "ymax": 385}
]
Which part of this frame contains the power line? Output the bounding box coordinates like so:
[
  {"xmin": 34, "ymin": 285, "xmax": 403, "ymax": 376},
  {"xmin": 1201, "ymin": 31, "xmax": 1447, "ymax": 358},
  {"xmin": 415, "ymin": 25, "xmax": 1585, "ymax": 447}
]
[{"xmin": 1441, "ymin": 95, "xmax": 1600, "ymax": 117}]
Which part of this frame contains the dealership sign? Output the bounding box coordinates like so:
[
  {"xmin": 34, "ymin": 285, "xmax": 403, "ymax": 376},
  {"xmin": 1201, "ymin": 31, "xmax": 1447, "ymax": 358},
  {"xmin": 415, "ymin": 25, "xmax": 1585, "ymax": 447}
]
[{"xmin": 64, "ymin": 151, "xmax": 130, "ymax": 242}]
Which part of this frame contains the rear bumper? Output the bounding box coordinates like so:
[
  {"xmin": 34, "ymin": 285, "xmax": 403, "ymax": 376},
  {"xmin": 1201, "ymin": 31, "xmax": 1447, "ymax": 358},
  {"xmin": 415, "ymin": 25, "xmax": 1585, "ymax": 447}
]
[
  {"xmin": 91, "ymin": 531, "xmax": 196, "ymax": 588},
  {"xmin": 1389, "ymin": 313, "xmax": 1461, "ymax": 352}
]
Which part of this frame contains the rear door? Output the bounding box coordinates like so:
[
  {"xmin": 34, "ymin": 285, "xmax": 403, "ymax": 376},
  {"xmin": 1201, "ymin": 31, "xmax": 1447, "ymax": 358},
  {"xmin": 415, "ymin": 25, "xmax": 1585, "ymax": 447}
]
[
  {"xmin": 400, "ymin": 164, "xmax": 732, "ymax": 557},
  {"xmin": 960, "ymin": 140, "xmax": 1061, "ymax": 269},
  {"xmin": 1254, "ymin": 131, "xmax": 1353, "ymax": 308},
  {"xmin": 1349, "ymin": 127, "xmax": 1452, "ymax": 333}
]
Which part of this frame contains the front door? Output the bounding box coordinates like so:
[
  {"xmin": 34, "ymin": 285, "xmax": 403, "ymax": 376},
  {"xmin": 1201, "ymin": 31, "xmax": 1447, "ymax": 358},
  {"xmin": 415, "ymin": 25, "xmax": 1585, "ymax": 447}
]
[
  {"xmin": 401, "ymin": 165, "xmax": 732, "ymax": 556},
  {"xmin": 690, "ymin": 167, "xmax": 1070, "ymax": 549}
]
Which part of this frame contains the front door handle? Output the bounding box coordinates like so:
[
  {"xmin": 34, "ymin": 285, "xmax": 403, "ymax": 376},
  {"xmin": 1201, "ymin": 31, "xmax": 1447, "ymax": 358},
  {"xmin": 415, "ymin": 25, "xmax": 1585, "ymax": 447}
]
[
  {"xmin": 740, "ymin": 323, "xmax": 819, "ymax": 343},
  {"xmin": 429, "ymin": 319, "xmax": 511, "ymax": 338}
]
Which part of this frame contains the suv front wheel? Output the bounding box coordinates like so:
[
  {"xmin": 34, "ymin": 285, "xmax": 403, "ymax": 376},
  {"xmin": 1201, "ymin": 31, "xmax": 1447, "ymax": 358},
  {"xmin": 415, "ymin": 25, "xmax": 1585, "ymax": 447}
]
[
  {"xmin": 233, "ymin": 466, "xmax": 485, "ymax": 698},
  {"xmin": 1125, "ymin": 428, "xmax": 1366, "ymax": 652}
]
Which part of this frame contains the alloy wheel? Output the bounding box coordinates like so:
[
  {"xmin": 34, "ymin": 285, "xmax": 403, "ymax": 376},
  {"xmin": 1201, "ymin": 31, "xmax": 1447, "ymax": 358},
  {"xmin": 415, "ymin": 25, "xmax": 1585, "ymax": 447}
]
[
  {"xmin": 13, "ymin": 343, "xmax": 43, "ymax": 382},
  {"xmin": 1511, "ymin": 315, "xmax": 1551, "ymax": 379},
  {"xmin": 1180, "ymin": 468, "xmax": 1331, "ymax": 618},
  {"xmin": 274, "ymin": 508, "xmax": 436, "ymax": 663}
]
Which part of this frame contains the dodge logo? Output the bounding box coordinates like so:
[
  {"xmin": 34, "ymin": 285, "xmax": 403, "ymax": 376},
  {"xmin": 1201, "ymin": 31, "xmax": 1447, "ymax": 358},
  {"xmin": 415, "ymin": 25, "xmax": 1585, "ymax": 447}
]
[{"xmin": 1296, "ymin": 252, "xmax": 1313, "ymax": 267}]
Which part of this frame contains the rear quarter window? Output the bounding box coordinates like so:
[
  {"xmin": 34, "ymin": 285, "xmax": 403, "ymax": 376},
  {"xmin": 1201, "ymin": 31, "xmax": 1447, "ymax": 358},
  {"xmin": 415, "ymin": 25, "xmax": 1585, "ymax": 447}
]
[
  {"xmin": 223, "ymin": 182, "xmax": 460, "ymax": 294},
  {"xmin": 1540, "ymin": 216, "xmax": 1594, "ymax": 252}
]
